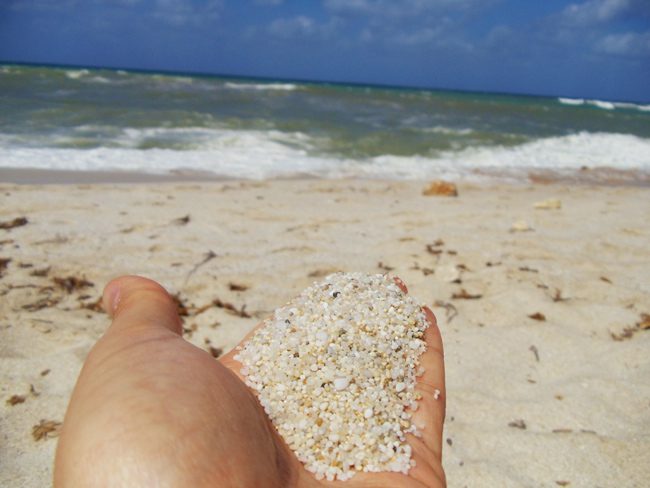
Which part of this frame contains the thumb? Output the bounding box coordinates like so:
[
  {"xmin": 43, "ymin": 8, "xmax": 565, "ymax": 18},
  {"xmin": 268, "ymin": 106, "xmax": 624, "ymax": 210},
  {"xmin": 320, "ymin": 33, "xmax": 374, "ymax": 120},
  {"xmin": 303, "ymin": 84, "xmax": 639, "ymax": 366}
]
[{"xmin": 102, "ymin": 275, "xmax": 183, "ymax": 336}]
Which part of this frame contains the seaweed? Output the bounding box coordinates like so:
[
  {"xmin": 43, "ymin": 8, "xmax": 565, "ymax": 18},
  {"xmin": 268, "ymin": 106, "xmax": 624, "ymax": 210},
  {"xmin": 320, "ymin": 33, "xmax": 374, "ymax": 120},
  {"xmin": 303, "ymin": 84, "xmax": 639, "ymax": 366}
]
[
  {"xmin": 30, "ymin": 267, "xmax": 51, "ymax": 277},
  {"xmin": 528, "ymin": 312, "xmax": 546, "ymax": 321},
  {"xmin": 6, "ymin": 394, "xmax": 26, "ymax": 406},
  {"xmin": 451, "ymin": 289, "xmax": 482, "ymax": 300},
  {"xmin": 433, "ymin": 300, "xmax": 458, "ymax": 322},
  {"xmin": 22, "ymin": 296, "xmax": 61, "ymax": 311},
  {"xmin": 32, "ymin": 420, "xmax": 62, "ymax": 441},
  {"xmin": 0, "ymin": 257, "xmax": 10, "ymax": 277},
  {"xmin": 0, "ymin": 217, "xmax": 28, "ymax": 230},
  {"xmin": 229, "ymin": 282, "xmax": 249, "ymax": 292},
  {"xmin": 171, "ymin": 214, "xmax": 191, "ymax": 226},
  {"xmin": 508, "ymin": 419, "xmax": 527, "ymax": 429},
  {"xmin": 53, "ymin": 276, "xmax": 93, "ymax": 293}
]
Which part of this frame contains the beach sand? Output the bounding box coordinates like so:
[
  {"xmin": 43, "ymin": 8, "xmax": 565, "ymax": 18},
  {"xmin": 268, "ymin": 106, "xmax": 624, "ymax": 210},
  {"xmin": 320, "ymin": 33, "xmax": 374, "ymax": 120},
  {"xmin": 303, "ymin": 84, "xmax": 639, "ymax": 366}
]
[{"xmin": 1, "ymin": 177, "xmax": 649, "ymax": 487}]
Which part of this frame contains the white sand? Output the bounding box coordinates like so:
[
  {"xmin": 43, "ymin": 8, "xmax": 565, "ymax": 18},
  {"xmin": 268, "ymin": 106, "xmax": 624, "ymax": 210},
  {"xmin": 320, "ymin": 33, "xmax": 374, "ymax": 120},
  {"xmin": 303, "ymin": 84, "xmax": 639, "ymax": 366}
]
[{"xmin": 1, "ymin": 179, "xmax": 649, "ymax": 487}]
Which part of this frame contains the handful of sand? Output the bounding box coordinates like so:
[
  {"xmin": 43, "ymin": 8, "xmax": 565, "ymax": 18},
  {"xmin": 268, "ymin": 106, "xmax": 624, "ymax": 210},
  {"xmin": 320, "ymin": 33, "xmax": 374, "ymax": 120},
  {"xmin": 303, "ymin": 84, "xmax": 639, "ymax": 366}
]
[{"xmin": 235, "ymin": 272, "xmax": 429, "ymax": 481}]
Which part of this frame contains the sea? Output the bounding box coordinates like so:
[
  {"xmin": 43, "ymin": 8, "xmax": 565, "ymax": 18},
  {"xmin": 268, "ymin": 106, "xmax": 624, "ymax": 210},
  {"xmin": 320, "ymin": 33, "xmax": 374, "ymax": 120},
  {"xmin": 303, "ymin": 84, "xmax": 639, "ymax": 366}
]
[{"xmin": 1, "ymin": 63, "xmax": 649, "ymax": 183}]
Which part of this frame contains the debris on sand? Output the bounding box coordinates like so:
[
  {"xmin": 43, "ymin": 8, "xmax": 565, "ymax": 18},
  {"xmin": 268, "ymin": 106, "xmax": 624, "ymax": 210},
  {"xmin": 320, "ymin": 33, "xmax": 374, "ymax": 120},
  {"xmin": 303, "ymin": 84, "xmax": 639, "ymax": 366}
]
[
  {"xmin": 53, "ymin": 276, "xmax": 94, "ymax": 293},
  {"xmin": 0, "ymin": 257, "xmax": 10, "ymax": 277},
  {"xmin": 171, "ymin": 293, "xmax": 191, "ymax": 317},
  {"xmin": 30, "ymin": 267, "xmax": 51, "ymax": 277},
  {"xmin": 6, "ymin": 394, "xmax": 26, "ymax": 406},
  {"xmin": 32, "ymin": 420, "xmax": 62, "ymax": 441},
  {"xmin": 528, "ymin": 312, "xmax": 546, "ymax": 321},
  {"xmin": 508, "ymin": 419, "xmax": 527, "ymax": 429},
  {"xmin": 510, "ymin": 220, "xmax": 533, "ymax": 232},
  {"xmin": 171, "ymin": 214, "xmax": 191, "ymax": 226},
  {"xmin": 611, "ymin": 314, "xmax": 650, "ymax": 341},
  {"xmin": 213, "ymin": 298, "xmax": 251, "ymax": 318},
  {"xmin": 451, "ymin": 289, "xmax": 482, "ymax": 300},
  {"xmin": 422, "ymin": 180, "xmax": 458, "ymax": 197},
  {"xmin": 534, "ymin": 199, "xmax": 562, "ymax": 210},
  {"xmin": 0, "ymin": 217, "xmax": 28, "ymax": 230},
  {"xmin": 433, "ymin": 300, "xmax": 459, "ymax": 322},
  {"xmin": 229, "ymin": 282, "xmax": 249, "ymax": 292},
  {"xmin": 22, "ymin": 296, "xmax": 62, "ymax": 312}
]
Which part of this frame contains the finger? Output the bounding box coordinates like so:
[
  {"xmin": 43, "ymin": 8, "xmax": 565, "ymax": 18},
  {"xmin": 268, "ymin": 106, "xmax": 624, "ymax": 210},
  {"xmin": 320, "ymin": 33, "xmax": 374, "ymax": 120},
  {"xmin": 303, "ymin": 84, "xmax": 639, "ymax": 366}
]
[
  {"xmin": 219, "ymin": 320, "xmax": 264, "ymax": 380},
  {"xmin": 393, "ymin": 275, "xmax": 408, "ymax": 293},
  {"xmin": 411, "ymin": 306, "xmax": 446, "ymax": 458},
  {"xmin": 102, "ymin": 275, "xmax": 183, "ymax": 336}
]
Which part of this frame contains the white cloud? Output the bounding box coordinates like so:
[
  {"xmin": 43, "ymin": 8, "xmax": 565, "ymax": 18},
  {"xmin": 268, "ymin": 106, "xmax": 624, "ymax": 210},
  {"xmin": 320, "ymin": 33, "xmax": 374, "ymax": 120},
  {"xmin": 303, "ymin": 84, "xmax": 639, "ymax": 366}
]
[
  {"xmin": 153, "ymin": 0, "xmax": 222, "ymax": 26},
  {"xmin": 561, "ymin": 0, "xmax": 631, "ymax": 25},
  {"xmin": 268, "ymin": 15, "xmax": 315, "ymax": 38},
  {"xmin": 324, "ymin": 0, "xmax": 485, "ymax": 18},
  {"xmin": 596, "ymin": 30, "xmax": 650, "ymax": 55},
  {"xmin": 267, "ymin": 15, "xmax": 342, "ymax": 41},
  {"xmin": 6, "ymin": 0, "xmax": 80, "ymax": 11},
  {"xmin": 393, "ymin": 27, "xmax": 439, "ymax": 45}
]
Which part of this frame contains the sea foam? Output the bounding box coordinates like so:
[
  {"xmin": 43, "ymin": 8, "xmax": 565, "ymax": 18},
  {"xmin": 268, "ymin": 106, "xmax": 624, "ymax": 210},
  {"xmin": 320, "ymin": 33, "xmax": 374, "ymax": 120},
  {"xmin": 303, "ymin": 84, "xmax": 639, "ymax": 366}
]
[{"xmin": 1, "ymin": 129, "xmax": 648, "ymax": 181}]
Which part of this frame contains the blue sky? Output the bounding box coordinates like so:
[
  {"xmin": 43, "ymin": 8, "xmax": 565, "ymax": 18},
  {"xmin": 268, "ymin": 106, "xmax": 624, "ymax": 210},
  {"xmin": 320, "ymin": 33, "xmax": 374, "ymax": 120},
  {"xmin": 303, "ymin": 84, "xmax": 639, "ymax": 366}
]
[{"xmin": 1, "ymin": 0, "xmax": 649, "ymax": 101}]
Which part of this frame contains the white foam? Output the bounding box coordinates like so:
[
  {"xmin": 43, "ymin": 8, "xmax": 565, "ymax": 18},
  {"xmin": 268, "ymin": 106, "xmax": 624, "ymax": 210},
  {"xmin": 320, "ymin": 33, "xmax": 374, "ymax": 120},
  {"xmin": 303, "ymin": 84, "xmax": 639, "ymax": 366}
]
[
  {"xmin": 88, "ymin": 76, "xmax": 111, "ymax": 84},
  {"xmin": 589, "ymin": 100, "xmax": 615, "ymax": 110},
  {"xmin": 0, "ymin": 128, "xmax": 336, "ymax": 179},
  {"xmin": 422, "ymin": 126, "xmax": 474, "ymax": 135},
  {"xmin": 224, "ymin": 82, "xmax": 299, "ymax": 91},
  {"xmin": 613, "ymin": 101, "xmax": 650, "ymax": 112},
  {"xmin": 64, "ymin": 69, "xmax": 90, "ymax": 79},
  {"xmin": 558, "ymin": 97, "xmax": 585, "ymax": 106},
  {"xmin": 559, "ymin": 97, "xmax": 650, "ymax": 112},
  {"xmin": 0, "ymin": 130, "xmax": 648, "ymax": 180}
]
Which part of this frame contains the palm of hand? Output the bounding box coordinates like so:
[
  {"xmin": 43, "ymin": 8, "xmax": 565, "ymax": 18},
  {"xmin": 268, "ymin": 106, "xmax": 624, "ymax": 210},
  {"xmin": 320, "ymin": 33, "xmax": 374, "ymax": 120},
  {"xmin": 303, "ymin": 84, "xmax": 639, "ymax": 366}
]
[{"xmin": 54, "ymin": 277, "xmax": 445, "ymax": 487}]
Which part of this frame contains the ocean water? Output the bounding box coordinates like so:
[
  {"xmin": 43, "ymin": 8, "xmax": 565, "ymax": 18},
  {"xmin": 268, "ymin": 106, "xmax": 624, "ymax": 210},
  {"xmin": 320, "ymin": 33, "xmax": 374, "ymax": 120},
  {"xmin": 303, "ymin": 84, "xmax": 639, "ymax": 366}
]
[{"xmin": 1, "ymin": 63, "xmax": 649, "ymax": 182}]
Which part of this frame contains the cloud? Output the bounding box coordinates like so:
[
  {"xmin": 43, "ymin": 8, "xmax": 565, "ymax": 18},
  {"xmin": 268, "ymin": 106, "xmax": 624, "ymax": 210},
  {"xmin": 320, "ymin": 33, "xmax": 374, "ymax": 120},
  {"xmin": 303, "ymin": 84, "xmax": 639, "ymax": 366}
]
[
  {"xmin": 392, "ymin": 27, "xmax": 440, "ymax": 45},
  {"xmin": 4, "ymin": 0, "xmax": 80, "ymax": 12},
  {"xmin": 324, "ymin": 0, "xmax": 487, "ymax": 19},
  {"xmin": 561, "ymin": 0, "xmax": 631, "ymax": 25},
  {"xmin": 152, "ymin": 0, "xmax": 222, "ymax": 26},
  {"xmin": 267, "ymin": 15, "xmax": 342, "ymax": 41},
  {"xmin": 268, "ymin": 15, "xmax": 315, "ymax": 38},
  {"xmin": 596, "ymin": 30, "xmax": 650, "ymax": 55}
]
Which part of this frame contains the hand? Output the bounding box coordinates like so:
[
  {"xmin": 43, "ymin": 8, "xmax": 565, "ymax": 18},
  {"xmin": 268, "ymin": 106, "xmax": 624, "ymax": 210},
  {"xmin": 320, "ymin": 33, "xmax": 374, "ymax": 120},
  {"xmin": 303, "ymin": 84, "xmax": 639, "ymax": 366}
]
[{"xmin": 54, "ymin": 276, "xmax": 446, "ymax": 487}]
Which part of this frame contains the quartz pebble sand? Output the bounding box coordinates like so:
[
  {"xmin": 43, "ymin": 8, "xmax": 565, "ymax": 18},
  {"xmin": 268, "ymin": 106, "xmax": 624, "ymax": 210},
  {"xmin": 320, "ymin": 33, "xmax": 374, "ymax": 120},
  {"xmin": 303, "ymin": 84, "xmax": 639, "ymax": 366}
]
[{"xmin": 234, "ymin": 272, "xmax": 430, "ymax": 481}]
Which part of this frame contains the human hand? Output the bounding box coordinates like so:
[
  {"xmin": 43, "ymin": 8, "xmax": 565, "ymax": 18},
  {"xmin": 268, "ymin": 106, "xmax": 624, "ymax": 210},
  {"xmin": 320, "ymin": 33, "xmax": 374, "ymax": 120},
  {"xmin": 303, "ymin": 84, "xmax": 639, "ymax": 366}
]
[{"xmin": 54, "ymin": 275, "xmax": 446, "ymax": 487}]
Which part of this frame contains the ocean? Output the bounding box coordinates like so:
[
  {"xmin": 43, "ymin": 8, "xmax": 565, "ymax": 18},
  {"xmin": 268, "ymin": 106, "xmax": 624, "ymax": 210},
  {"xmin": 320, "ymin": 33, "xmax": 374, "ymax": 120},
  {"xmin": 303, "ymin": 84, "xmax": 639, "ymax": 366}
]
[{"xmin": 1, "ymin": 63, "xmax": 649, "ymax": 183}]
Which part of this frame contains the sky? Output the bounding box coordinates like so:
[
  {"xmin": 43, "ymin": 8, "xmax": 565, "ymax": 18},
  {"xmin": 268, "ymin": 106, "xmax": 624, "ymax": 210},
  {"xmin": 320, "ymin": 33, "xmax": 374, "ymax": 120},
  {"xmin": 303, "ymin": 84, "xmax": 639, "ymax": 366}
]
[{"xmin": 0, "ymin": 0, "xmax": 649, "ymax": 102}]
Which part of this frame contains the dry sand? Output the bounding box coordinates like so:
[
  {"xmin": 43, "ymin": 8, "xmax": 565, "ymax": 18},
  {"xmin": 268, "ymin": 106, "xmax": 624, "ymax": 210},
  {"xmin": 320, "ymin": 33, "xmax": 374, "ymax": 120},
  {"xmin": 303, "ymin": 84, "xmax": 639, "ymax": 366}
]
[{"xmin": 1, "ymin": 178, "xmax": 649, "ymax": 487}]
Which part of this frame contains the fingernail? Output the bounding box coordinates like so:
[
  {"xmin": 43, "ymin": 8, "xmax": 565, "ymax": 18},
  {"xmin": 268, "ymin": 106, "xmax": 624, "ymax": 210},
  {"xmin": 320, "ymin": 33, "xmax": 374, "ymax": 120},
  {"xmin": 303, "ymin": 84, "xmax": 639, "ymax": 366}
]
[
  {"xmin": 393, "ymin": 276, "xmax": 408, "ymax": 294},
  {"xmin": 104, "ymin": 282, "xmax": 122, "ymax": 317}
]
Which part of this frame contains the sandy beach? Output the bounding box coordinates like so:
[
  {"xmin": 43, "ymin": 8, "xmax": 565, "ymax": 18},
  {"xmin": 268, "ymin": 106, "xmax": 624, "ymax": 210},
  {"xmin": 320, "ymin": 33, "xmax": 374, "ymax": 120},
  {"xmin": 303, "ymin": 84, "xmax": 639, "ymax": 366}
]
[{"xmin": 1, "ymin": 177, "xmax": 649, "ymax": 487}]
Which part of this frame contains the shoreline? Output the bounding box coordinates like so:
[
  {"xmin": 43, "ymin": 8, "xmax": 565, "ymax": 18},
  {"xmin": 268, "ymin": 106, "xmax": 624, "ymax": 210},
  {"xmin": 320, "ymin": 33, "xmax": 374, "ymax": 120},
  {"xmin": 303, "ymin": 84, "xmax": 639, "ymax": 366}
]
[{"xmin": 1, "ymin": 166, "xmax": 649, "ymax": 187}]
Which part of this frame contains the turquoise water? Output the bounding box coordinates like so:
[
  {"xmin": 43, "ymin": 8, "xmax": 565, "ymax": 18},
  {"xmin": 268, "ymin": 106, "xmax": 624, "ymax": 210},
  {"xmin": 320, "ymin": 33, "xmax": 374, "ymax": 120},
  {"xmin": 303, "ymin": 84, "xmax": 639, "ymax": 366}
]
[{"xmin": 1, "ymin": 63, "xmax": 649, "ymax": 180}]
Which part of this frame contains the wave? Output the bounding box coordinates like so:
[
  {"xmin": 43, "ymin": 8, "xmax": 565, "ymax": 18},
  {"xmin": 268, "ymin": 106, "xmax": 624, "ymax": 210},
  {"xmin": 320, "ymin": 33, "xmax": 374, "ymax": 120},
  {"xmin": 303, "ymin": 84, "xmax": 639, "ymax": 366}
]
[
  {"xmin": 421, "ymin": 126, "xmax": 474, "ymax": 136},
  {"xmin": 0, "ymin": 130, "xmax": 648, "ymax": 181},
  {"xmin": 613, "ymin": 102, "xmax": 650, "ymax": 112},
  {"xmin": 65, "ymin": 69, "xmax": 90, "ymax": 79},
  {"xmin": 559, "ymin": 97, "xmax": 650, "ymax": 112},
  {"xmin": 224, "ymin": 82, "xmax": 299, "ymax": 91},
  {"xmin": 558, "ymin": 97, "xmax": 584, "ymax": 106}
]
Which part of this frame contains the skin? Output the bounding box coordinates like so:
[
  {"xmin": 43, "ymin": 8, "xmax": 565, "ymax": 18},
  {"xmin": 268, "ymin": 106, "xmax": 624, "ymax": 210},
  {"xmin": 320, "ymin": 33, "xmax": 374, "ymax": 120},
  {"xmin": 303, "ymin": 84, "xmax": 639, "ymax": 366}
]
[{"xmin": 54, "ymin": 275, "xmax": 446, "ymax": 487}]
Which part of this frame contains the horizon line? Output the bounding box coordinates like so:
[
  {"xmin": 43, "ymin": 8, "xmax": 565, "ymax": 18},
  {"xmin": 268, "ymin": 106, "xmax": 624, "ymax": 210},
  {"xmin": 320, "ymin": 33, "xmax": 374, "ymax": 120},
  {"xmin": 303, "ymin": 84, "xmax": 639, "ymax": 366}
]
[{"xmin": 1, "ymin": 59, "xmax": 648, "ymax": 105}]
